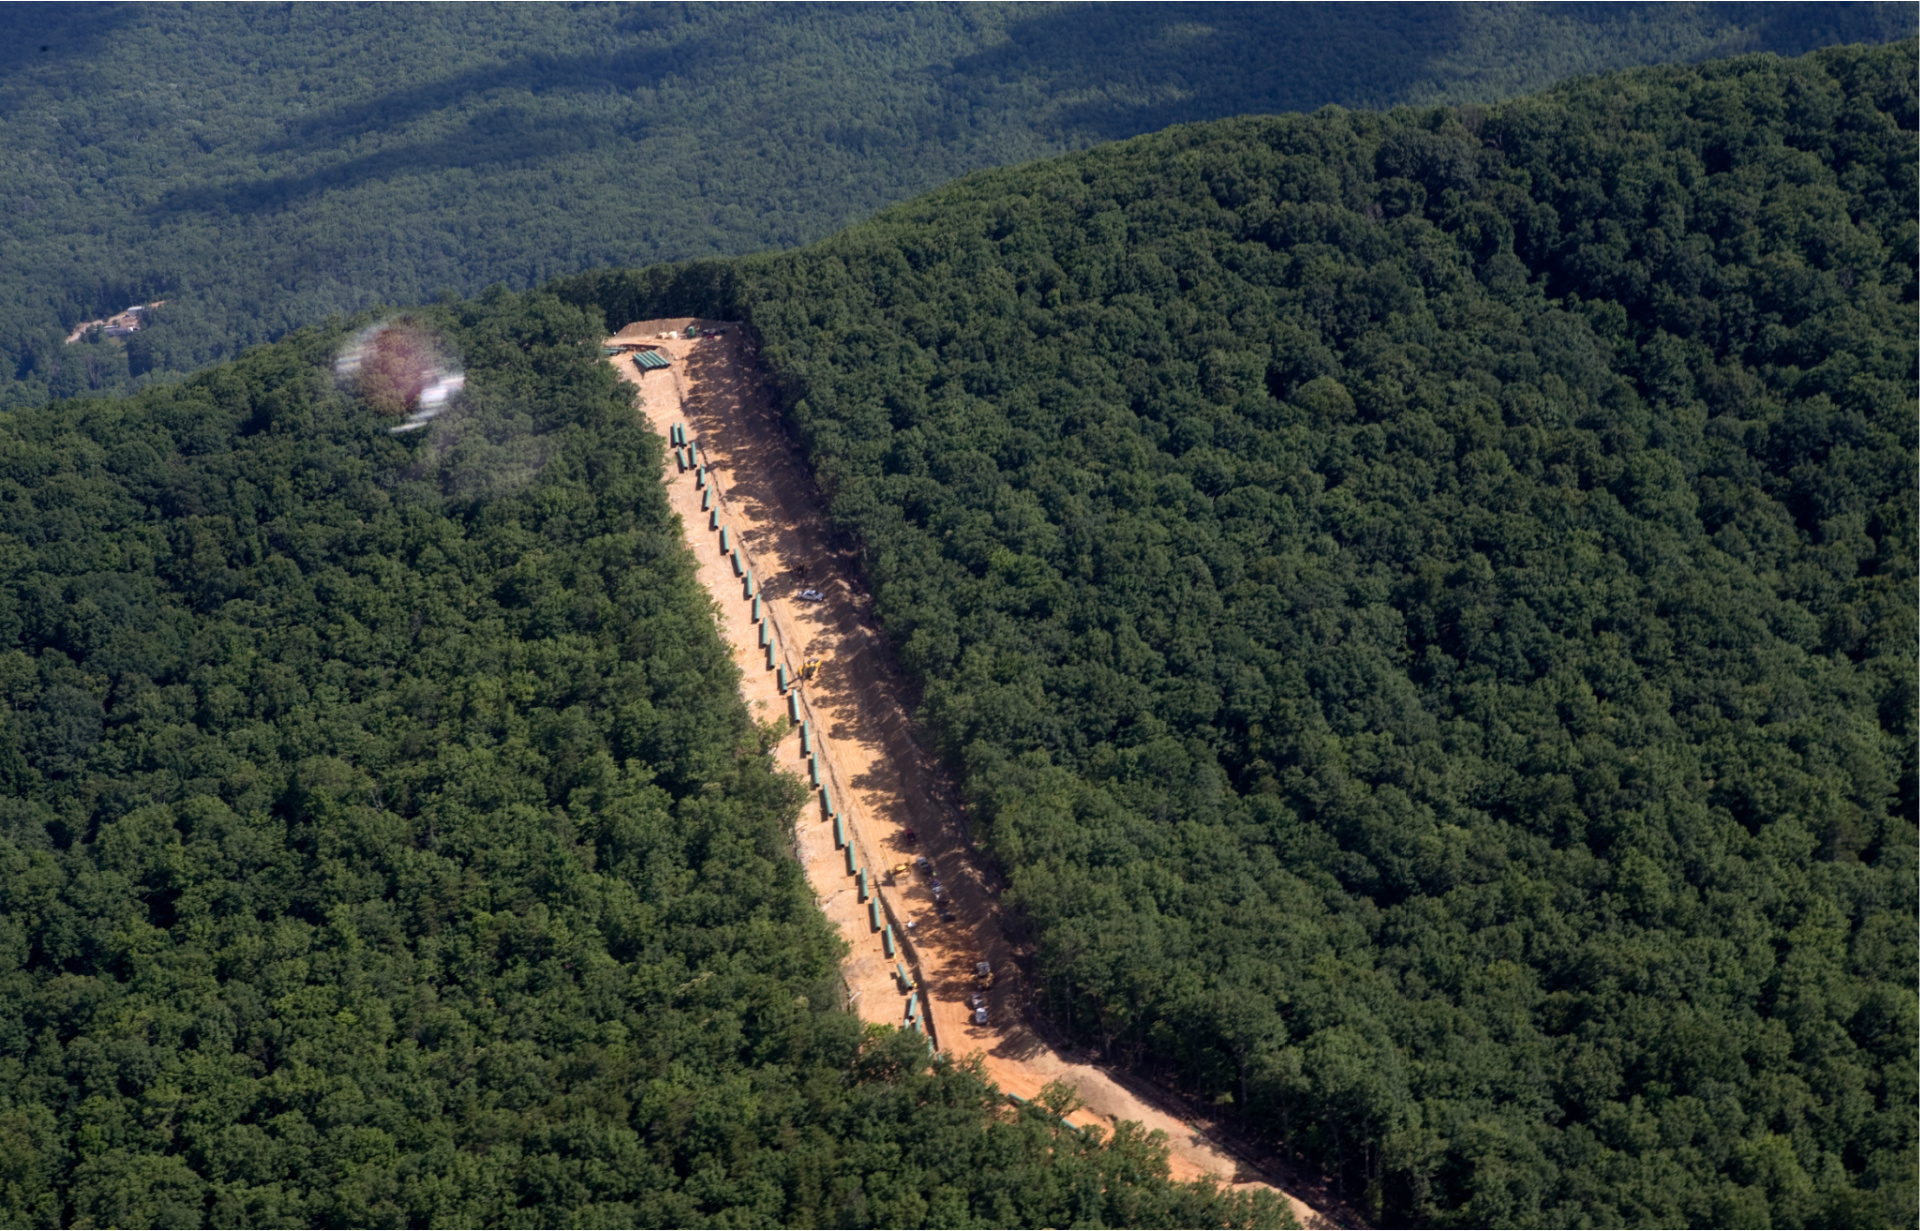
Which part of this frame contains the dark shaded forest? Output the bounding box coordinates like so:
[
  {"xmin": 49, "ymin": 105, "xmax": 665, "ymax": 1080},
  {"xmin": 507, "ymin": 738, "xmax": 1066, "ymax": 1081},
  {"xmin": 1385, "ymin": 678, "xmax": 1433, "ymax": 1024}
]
[
  {"xmin": 556, "ymin": 41, "xmax": 1918, "ymax": 1227},
  {"xmin": 5, "ymin": 1, "xmax": 1913, "ymax": 407},
  {"xmin": 0, "ymin": 289, "xmax": 1285, "ymax": 1227}
]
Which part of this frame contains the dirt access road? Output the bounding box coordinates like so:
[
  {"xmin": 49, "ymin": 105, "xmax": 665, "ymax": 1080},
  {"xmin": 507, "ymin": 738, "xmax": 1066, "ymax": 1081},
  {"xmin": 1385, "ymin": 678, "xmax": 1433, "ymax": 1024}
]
[{"xmin": 608, "ymin": 320, "xmax": 1330, "ymax": 1228}]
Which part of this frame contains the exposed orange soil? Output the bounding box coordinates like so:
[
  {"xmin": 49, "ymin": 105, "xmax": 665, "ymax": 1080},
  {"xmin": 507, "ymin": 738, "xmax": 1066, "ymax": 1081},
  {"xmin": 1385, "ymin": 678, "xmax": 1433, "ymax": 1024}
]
[{"xmin": 608, "ymin": 321, "xmax": 1335, "ymax": 1228}]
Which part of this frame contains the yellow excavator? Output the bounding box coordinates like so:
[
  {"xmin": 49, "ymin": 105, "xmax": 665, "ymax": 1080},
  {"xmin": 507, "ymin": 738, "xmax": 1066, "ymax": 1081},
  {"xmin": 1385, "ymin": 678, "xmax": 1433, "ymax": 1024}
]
[{"xmin": 800, "ymin": 658, "xmax": 823, "ymax": 683}]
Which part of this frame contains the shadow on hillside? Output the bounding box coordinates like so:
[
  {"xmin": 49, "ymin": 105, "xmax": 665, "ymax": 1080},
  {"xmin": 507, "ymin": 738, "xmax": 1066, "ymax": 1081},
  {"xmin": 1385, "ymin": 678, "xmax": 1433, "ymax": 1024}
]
[
  {"xmin": 941, "ymin": 2, "xmax": 1465, "ymax": 143},
  {"xmin": 948, "ymin": 1, "xmax": 1915, "ymax": 146},
  {"xmin": 0, "ymin": 5, "xmax": 138, "ymax": 87},
  {"xmin": 260, "ymin": 35, "xmax": 726, "ymax": 155},
  {"xmin": 151, "ymin": 113, "xmax": 631, "ymax": 217}
]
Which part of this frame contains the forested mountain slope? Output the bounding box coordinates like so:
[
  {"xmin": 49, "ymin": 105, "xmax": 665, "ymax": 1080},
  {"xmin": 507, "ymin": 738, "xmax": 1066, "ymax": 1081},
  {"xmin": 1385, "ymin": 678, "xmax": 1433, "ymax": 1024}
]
[
  {"xmin": 556, "ymin": 42, "xmax": 1919, "ymax": 1227},
  {"xmin": 0, "ymin": 291, "xmax": 1283, "ymax": 1227},
  {"xmin": 6, "ymin": 1, "xmax": 1914, "ymax": 408}
]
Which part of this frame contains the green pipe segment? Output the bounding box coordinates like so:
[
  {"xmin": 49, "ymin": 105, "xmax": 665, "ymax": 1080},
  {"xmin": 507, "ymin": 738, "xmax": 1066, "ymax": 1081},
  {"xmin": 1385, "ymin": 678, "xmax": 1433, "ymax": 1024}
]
[
  {"xmin": 799, "ymin": 722, "xmax": 810, "ymax": 755},
  {"xmin": 765, "ymin": 642, "xmax": 777, "ymax": 669},
  {"xmin": 869, "ymin": 900, "xmax": 882, "ymax": 931},
  {"xmin": 808, "ymin": 756, "xmax": 820, "ymax": 788},
  {"xmin": 776, "ymin": 664, "xmax": 788, "ymax": 691},
  {"xmin": 744, "ymin": 572, "xmax": 755, "ymax": 598},
  {"xmin": 720, "ymin": 526, "xmax": 730, "ymax": 553},
  {"xmin": 844, "ymin": 846, "xmax": 858, "ymax": 876},
  {"xmin": 882, "ymin": 927, "xmax": 895, "ymax": 958},
  {"xmin": 787, "ymin": 693, "xmax": 801, "ymax": 722}
]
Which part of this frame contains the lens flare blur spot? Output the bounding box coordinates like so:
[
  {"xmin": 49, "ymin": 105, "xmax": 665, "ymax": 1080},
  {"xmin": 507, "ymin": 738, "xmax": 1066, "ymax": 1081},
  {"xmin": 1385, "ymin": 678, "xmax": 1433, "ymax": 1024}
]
[{"xmin": 334, "ymin": 320, "xmax": 464, "ymax": 433}]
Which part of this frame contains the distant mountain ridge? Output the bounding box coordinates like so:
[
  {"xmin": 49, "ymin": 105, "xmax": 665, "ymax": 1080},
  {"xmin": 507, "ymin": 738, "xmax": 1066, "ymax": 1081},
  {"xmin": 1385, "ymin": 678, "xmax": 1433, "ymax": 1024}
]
[{"xmin": 3, "ymin": 1, "xmax": 1912, "ymax": 408}]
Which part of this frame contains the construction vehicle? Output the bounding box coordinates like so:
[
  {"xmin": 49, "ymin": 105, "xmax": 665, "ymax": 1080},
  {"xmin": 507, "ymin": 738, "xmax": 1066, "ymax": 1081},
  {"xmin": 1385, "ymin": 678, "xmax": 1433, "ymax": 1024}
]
[
  {"xmin": 974, "ymin": 961, "xmax": 994, "ymax": 990},
  {"xmin": 800, "ymin": 658, "xmax": 822, "ymax": 683}
]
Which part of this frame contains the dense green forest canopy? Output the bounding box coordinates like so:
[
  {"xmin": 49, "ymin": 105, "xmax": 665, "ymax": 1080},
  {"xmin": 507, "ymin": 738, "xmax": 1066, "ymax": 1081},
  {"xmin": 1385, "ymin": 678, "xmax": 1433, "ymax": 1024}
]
[
  {"xmin": 5, "ymin": 1, "xmax": 1914, "ymax": 407},
  {"xmin": 0, "ymin": 289, "xmax": 1286, "ymax": 1227},
  {"xmin": 556, "ymin": 41, "xmax": 1919, "ymax": 1227}
]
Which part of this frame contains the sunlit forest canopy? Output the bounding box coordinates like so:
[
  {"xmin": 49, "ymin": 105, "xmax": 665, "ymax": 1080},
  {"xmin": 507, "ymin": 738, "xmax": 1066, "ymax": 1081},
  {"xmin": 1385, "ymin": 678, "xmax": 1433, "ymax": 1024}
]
[
  {"xmin": 0, "ymin": 290, "xmax": 1286, "ymax": 1228},
  {"xmin": 555, "ymin": 41, "xmax": 1919, "ymax": 1227},
  {"xmin": 4, "ymin": 1, "xmax": 1914, "ymax": 407}
]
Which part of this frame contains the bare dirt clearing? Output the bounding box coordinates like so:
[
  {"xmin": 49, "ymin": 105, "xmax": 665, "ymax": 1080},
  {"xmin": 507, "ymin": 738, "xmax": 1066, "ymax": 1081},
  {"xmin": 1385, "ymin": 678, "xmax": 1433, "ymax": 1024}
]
[{"xmin": 608, "ymin": 319, "xmax": 1335, "ymax": 1228}]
